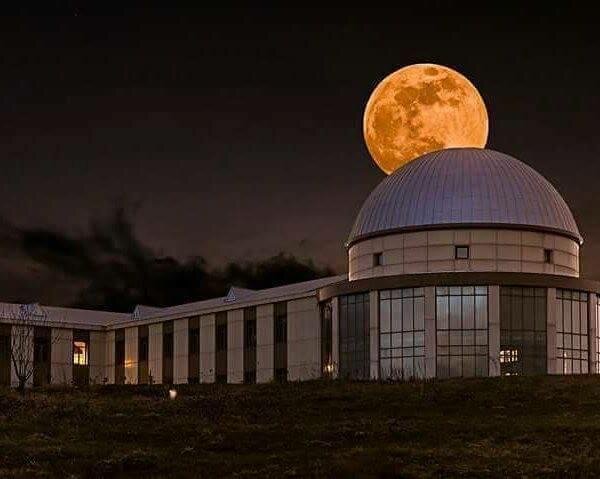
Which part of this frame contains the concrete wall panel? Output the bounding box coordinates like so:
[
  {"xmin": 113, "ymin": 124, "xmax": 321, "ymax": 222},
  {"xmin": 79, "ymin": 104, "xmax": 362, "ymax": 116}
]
[
  {"xmin": 287, "ymin": 297, "xmax": 320, "ymax": 381},
  {"xmin": 50, "ymin": 328, "xmax": 73, "ymax": 386},
  {"xmin": 89, "ymin": 331, "xmax": 106, "ymax": 384},
  {"xmin": 148, "ymin": 323, "xmax": 162, "ymax": 384},
  {"xmin": 349, "ymin": 228, "xmax": 579, "ymax": 280},
  {"xmin": 200, "ymin": 314, "xmax": 215, "ymax": 383}
]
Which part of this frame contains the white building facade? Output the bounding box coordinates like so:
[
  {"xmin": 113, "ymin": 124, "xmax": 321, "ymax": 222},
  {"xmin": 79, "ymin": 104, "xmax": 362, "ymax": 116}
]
[{"xmin": 1, "ymin": 148, "xmax": 599, "ymax": 386}]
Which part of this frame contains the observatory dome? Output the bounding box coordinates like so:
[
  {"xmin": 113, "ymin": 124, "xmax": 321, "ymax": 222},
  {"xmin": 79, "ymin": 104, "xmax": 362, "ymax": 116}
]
[{"xmin": 348, "ymin": 148, "xmax": 581, "ymax": 247}]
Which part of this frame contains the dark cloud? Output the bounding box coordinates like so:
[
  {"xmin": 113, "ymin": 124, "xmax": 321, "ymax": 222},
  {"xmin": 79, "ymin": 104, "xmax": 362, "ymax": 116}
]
[{"xmin": 2, "ymin": 209, "xmax": 334, "ymax": 312}]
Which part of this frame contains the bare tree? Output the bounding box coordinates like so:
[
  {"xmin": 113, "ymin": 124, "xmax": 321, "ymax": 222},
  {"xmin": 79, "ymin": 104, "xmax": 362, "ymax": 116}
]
[{"xmin": 2, "ymin": 303, "xmax": 56, "ymax": 394}]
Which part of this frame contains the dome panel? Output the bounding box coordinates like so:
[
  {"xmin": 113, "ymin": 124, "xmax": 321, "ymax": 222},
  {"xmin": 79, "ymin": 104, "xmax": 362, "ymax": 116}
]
[{"xmin": 348, "ymin": 148, "xmax": 581, "ymax": 246}]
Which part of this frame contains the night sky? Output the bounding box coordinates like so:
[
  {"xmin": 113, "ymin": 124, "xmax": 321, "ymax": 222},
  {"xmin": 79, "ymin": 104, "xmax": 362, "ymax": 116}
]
[{"xmin": 1, "ymin": 6, "xmax": 599, "ymax": 304}]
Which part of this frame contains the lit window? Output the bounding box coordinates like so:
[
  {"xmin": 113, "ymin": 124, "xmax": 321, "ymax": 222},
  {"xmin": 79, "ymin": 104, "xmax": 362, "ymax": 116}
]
[
  {"xmin": 373, "ymin": 252, "xmax": 383, "ymax": 267},
  {"xmin": 73, "ymin": 340, "xmax": 88, "ymax": 365},
  {"xmin": 544, "ymin": 249, "xmax": 553, "ymax": 264},
  {"xmin": 500, "ymin": 348, "xmax": 519, "ymax": 364},
  {"xmin": 455, "ymin": 245, "xmax": 469, "ymax": 259}
]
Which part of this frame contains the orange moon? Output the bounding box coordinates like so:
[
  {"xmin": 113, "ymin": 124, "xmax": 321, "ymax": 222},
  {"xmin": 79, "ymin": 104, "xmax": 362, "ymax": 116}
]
[{"xmin": 363, "ymin": 64, "xmax": 488, "ymax": 174}]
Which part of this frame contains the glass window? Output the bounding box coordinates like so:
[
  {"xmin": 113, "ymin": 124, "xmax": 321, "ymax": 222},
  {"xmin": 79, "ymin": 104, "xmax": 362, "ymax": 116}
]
[
  {"xmin": 500, "ymin": 287, "xmax": 546, "ymax": 375},
  {"xmin": 455, "ymin": 245, "xmax": 469, "ymax": 259},
  {"xmin": 274, "ymin": 302, "xmax": 287, "ymax": 344},
  {"xmin": 436, "ymin": 286, "xmax": 488, "ymax": 378},
  {"xmin": 373, "ymin": 252, "xmax": 383, "ymax": 267},
  {"xmin": 73, "ymin": 340, "xmax": 88, "ymax": 365},
  {"xmin": 557, "ymin": 289, "xmax": 588, "ymax": 375},
  {"xmin": 379, "ymin": 288, "xmax": 425, "ymax": 380},
  {"xmin": 340, "ymin": 293, "xmax": 370, "ymax": 380}
]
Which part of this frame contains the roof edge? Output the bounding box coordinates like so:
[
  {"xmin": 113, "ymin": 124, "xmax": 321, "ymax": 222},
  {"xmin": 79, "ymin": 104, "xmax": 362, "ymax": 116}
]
[{"xmin": 346, "ymin": 222, "xmax": 583, "ymax": 249}]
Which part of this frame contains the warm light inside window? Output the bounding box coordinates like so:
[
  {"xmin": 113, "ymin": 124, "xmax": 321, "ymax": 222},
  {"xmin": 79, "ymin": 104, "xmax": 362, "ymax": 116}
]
[
  {"xmin": 499, "ymin": 348, "xmax": 519, "ymax": 364},
  {"xmin": 73, "ymin": 340, "xmax": 88, "ymax": 365}
]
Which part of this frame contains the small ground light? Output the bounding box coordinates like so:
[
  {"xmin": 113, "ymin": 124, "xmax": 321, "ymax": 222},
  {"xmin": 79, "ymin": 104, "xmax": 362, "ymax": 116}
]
[
  {"xmin": 325, "ymin": 363, "xmax": 334, "ymax": 374},
  {"xmin": 169, "ymin": 389, "xmax": 177, "ymax": 400}
]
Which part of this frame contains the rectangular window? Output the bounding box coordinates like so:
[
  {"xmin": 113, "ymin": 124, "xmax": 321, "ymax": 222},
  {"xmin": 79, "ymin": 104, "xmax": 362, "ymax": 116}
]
[
  {"xmin": 73, "ymin": 341, "xmax": 88, "ymax": 365},
  {"xmin": 72, "ymin": 329, "xmax": 90, "ymax": 386},
  {"xmin": 274, "ymin": 301, "xmax": 288, "ymax": 380},
  {"xmin": 339, "ymin": 293, "xmax": 370, "ymax": 380},
  {"xmin": 455, "ymin": 245, "xmax": 470, "ymax": 259},
  {"xmin": 373, "ymin": 252, "xmax": 383, "ymax": 267},
  {"xmin": 274, "ymin": 302, "xmax": 287, "ymax": 344},
  {"xmin": 544, "ymin": 249, "xmax": 553, "ymax": 264},
  {"xmin": 0, "ymin": 325, "xmax": 10, "ymax": 386},
  {"xmin": 244, "ymin": 307, "xmax": 257, "ymax": 384},
  {"xmin": 115, "ymin": 329, "xmax": 125, "ymax": 385},
  {"xmin": 138, "ymin": 325, "xmax": 149, "ymax": 385},
  {"xmin": 162, "ymin": 321, "xmax": 174, "ymax": 384},
  {"xmin": 380, "ymin": 288, "xmax": 425, "ymax": 379},
  {"xmin": 188, "ymin": 316, "xmax": 200, "ymax": 384},
  {"xmin": 556, "ymin": 289, "xmax": 588, "ymax": 374},
  {"xmin": 321, "ymin": 301, "xmax": 333, "ymax": 377},
  {"xmin": 596, "ymin": 297, "xmax": 600, "ymax": 374},
  {"xmin": 216, "ymin": 321, "xmax": 227, "ymax": 351},
  {"xmin": 500, "ymin": 287, "xmax": 546, "ymax": 375},
  {"xmin": 436, "ymin": 286, "xmax": 488, "ymax": 378},
  {"xmin": 215, "ymin": 312, "xmax": 228, "ymax": 384},
  {"xmin": 34, "ymin": 327, "xmax": 52, "ymax": 387}
]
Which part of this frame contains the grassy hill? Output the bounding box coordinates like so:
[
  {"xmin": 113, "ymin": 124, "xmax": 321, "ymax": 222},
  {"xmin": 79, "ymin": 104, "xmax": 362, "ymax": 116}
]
[{"xmin": 1, "ymin": 376, "xmax": 600, "ymax": 477}]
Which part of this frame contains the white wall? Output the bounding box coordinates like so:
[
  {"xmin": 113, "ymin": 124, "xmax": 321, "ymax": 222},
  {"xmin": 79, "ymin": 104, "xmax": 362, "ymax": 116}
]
[
  {"xmin": 349, "ymin": 229, "xmax": 580, "ymax": 280},
  {"xmin": 50, "ymin": 328, "xmax": 72, "ymax": 386},
  {"xmin": 227, "ymin": 310, "xmax": 244, "ymax": 384},
  {"xmin": 200, "ymin": 314, "xmax": 215, "ymax": 383},
  {"xmin": 124, "ymin": 327, "xmax": 138, "ymax": 384},
  {"xmin": 287, "ymin": 297, "xmax": 321, "ymax": 381},
  {"xmin": 148, "ymin": 323, "xmax": 162, "ymax": 384},
  {"xmin": 89, "ymin": 331, "xmax": 106, "ymax": 384},
  {"xmin": 256, "ymin": 304, "xmax": 274, "ymax": 383},
  {"xmin": 173, "ymin": 318, "xmax": 189, "ymax": 384}
]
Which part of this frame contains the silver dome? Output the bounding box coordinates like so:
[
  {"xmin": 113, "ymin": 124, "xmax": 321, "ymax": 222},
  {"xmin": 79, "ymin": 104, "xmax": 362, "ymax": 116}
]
[{"xmin": 348, "ymin": 148, "xmax": 581, "ymax": 246}]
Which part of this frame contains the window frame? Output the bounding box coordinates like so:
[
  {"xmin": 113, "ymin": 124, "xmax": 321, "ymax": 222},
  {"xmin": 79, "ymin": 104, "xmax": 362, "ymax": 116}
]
[{"xmin": 455, "ymin": 245, "xmax": 470, "ymax": 260}]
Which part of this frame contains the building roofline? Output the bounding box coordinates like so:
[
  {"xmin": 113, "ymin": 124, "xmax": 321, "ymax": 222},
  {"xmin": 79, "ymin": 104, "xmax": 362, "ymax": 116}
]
[
  {"xmin": 345, "ymin": 223, "xmax": 583, "ymax": 249},
  {"xmin": 318, "ymin": 272, "xmax": 600, "ymax": 302}
]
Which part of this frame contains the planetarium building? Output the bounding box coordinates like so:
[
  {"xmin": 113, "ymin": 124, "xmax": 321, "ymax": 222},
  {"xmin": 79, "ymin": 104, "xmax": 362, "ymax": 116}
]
[{"xmin": 1, "ymin": 148, "xmax": 599, "ymax": 386}]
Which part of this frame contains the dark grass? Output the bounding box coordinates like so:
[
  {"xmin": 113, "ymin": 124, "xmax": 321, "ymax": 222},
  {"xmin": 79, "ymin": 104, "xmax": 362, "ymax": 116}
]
[{"xmin": 2, "ymin": 376, "xmax": 600, "ymax": 477}]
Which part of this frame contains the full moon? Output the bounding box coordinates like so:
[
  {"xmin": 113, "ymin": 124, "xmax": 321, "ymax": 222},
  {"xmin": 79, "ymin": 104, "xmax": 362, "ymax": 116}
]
[{"xmin": 364, "ymin": 64, "xmax": 488, "ymax": 174}]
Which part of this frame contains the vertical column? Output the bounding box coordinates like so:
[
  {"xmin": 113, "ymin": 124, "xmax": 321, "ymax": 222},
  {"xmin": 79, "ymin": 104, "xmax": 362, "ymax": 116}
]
[
  {"xmin": 488, "ymin": 286, "xmax": 501, "ymax": 377},
  {"xmin": 424, "ymin": 286, "xmax": 436, "ymax": 379},
  {"xmin": 124, "ymin": 327, "xmax": 138, "ymax": 384},
  {"xmin": 256, "ymin": 304, "xmax": 274, "ymax": 383},
  {"xmin": 200, "ymin": 314, "xmax": 215, "ymax": 383},
  {"xmin": 331, "ymin": 297, "xmax": 339, "ymax": 378},
  {"xmin": 547, "ymin": 287, "xmax": 557, "ymax": 375},
  {"xmin": 589, "ymin": 293, "xmax": 597, "ymax": 374},
  {"xmin": 228, "ymin": 310, "xmax": 244, "ymax": 384},
  {"xmin": 50, "ymin": 327, "xmax": 73, "ymax": 386},
  {"xmin": 173, "ymin": 318, "xmax": 189, "ymax": 384},
  {"xmin": 369, "ymin": 290, "xmax": 379, "ymax": 380},
  {"xmin": 89, "ymin": 330, "xmax": 106, "ymax": 385},
  {"xmin": 148, "ymin": 323, "xmax": 163, "ymax": 384},
  {"xmin": 287, "ymin": 298, "xmax": 321, "ymax": 381}
]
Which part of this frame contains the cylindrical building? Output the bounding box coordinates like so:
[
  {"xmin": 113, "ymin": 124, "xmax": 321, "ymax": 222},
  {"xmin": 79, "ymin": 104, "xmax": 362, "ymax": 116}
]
[{"xmin": 318, "ymin": 148, "xmax": 598, "ymax": 379}]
